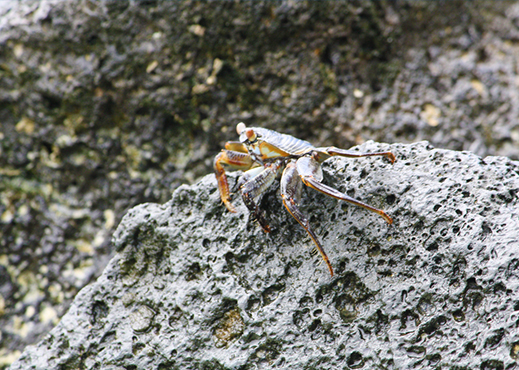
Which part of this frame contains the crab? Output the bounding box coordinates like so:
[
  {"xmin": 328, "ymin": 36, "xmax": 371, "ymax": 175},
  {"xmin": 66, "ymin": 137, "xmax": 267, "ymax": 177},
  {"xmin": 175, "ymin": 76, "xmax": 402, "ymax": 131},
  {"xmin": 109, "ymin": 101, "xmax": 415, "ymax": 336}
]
[{"xmin": 214, "ymin": 122, "xmax": 395, "ymax": 276}]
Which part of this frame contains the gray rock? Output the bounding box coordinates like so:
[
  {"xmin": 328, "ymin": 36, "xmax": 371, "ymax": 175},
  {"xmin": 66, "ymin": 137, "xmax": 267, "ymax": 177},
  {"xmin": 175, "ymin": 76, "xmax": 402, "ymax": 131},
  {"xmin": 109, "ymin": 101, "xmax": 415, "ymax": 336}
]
[{"xmin": 9, "ymin": 142, "xmax": 519, "ymax": 369}]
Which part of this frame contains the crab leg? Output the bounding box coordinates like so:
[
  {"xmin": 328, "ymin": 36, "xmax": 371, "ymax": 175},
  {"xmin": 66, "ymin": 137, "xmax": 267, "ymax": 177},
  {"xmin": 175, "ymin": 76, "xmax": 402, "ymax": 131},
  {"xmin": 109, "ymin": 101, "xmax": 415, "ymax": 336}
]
[
  {"xmin": 296, "ymin": 156, "xmax": 393, "ymax": 224},
  {"xmin": 314, "ymin": 146, "xmax": 396, "ymax": 164},
  {"xmin": 214, "ymin": 149, "xmax": 253, "ymax": 212},
  {"xmin": 240, "ymin": 160, "xmax": 283, "ymax": 233},
  {"xmin": 281, "ymin": 161, "xmax": 334, "ymax": 276}
]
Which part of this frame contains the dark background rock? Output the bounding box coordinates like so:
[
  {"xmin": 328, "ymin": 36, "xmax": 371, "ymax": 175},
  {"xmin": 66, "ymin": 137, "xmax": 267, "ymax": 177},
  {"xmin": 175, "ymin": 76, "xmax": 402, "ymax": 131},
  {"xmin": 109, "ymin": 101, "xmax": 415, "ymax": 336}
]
[
  {"xmin": 8, "ymin": 141, "xmax": 519, "ymax": 369},
  {"xmin": 1, "ymin": 0, "xmax": 519, "ymax": 367}
]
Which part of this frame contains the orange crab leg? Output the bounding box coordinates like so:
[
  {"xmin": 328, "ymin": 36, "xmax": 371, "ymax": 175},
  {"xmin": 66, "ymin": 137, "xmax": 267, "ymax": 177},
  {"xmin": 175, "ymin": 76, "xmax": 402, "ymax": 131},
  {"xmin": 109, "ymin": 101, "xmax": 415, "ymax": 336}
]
[
  {"xmin": 214, "ymin": 149, "xmax": 253, "ymax": 212},
  {"xmin": 281, "ymin": 161, "xmax": 334, "ymax": 276},
  {"xmin": 296, "ymin": 156, "xmax": 393, "ymax": 224},
  {"xmin": 314, "ymin": 146, "xmax": 396, "ymax": 164}
]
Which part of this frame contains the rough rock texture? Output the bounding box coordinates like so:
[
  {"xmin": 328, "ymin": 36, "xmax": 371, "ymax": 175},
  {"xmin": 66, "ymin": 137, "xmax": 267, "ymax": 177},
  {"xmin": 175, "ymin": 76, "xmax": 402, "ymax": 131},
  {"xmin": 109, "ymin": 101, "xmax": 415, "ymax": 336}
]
[
  {"xmin": 2, "ymin": 0, "xmax": 519, "ymax": 366},
  {"xmin": 9, "ymin": 142, "xmax": 519, "ymax": 370}
]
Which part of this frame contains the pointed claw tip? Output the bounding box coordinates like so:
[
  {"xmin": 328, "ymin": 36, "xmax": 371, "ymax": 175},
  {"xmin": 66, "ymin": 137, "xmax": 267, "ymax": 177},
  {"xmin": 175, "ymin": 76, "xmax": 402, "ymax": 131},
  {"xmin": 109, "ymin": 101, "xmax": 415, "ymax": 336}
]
[
  {"xmin": 379, "ymin": 211, "xmax": 393, "ymax": 224},
  {"xmin": 224, "ymin": 202, "xmax": 237, "ymax": 213}
]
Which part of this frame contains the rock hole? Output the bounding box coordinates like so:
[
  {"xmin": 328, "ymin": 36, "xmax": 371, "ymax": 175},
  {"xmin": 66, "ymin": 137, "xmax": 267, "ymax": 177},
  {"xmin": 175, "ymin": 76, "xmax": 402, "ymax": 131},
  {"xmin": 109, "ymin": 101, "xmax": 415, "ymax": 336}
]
[
  {"xmin": 451, "ymin": 308, "xmax": 465, "ymax": 322},
  {"xmin": 426, "ymin": 241, "xmax": 438, "ymax": 251},
  {"xmin": 308, "ymin": 318, "xmax": 321, "ymax": 331},
  {"xmin": 480, "ymin": 359, "xmax": 504, "ymax": 370},
  {"xmin": 90, "ymin": 300, "xmax": 109, "ymax": 325},
  {"xmin": 347, "ymin": 351, "xmax": 365, "ymax": 369}
]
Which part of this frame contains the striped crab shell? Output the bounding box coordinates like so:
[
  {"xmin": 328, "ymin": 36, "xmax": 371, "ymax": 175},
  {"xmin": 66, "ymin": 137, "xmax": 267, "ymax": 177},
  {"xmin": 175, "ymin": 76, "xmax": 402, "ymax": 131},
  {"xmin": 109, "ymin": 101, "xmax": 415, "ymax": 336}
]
[{"xmin": 237, "ymin": 123, "xmax": 315, "ymax": 161}]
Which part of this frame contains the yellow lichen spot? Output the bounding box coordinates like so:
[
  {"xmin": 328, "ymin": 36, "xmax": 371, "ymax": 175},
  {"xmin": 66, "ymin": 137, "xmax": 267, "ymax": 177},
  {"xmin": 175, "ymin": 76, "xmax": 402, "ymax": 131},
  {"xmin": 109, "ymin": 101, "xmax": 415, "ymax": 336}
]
[
  {"xmin": 188, "ymin": 24, "xmax": 205, "ymax": 36},
  {"xmin": 207, "ymin": 58, "xmax": 223, "ymax": 85},
  {"xmin": 71, "ymin": 152, "xmax": 86, "ymax": 166},
  {"xmin": 15, "ymin": 117, "xmax": 35, "ymax": 134},
  {"xmin": 75, "ymin": 239, "xmax": 94, "ymax": 254},
  {"xmin": 0, "ymin": 168, "xmax": 20, "ymax": 176},
  {"xmin": 353, "ymin": 89, "xmax": 364, "ymax": 98},
  {"xmin": 0, "ymin": 350, "xmax": 22, "ymax": 367},
  {"xmin": 24, "ymin": 305, "xmax": 35, "ymax": 318},
  {"xmin": 206, "ymin": 75, "xmax": 216, "ymax": 85},
  {"xmin": 18, "ymin": 204, "xmax": 29, "ymax": 217},
  {"xmin": 18, "ymin": 271, "xmax": 45, "ymax": 304},
  {"xmin": 93, "ymin": 231, "xmax": 105, "ymax": 248},
  {"xmin": 192, "ymin": 83, "xmax": 209, "ymax": 94},
  {"xmin": 1, "ymin": 209, "xmax": 13, "ymax": 223},
  {"xmin": 62, "ymin": 258, "xmax": 93, "ymax": 285},
  {"xmin": 213, "ymin": 58, "xmax": 223, "ymax": 75},
  {"xmin": 124, "ymin": 144, "xmax": 141, "ymax": 167},
  {"xmin": 71, "ymin": 208, "xmax": 88, "ymax": 219},
  {"xmin": 39, "ymin": 62, "xmax": 51, "ymax": 73},
  {"xmin": 213, "ymin": 308, "xmax": 245, "ymax": 348},
  {"xmin": 0, "ymin": 255, "xmax": 7, "ymax": 266},
  {"xmin": 39, "ymin": 305, "xmax": 59, "ymax": 325},
  {"xmin": 104, "ymin": 209, "xmax": 115, "ymax": 230},
  {"xmin": 63, "ymin": 114, "xmax": 85, "ymax": 134},
  {"xmin": 511, "ymin": 342, "xmax": 519, "ymax": 359},
  {"xmin": 48, "ymin": 283, "xmax": 64, "ymax": 304},
  {"xmin": 470, "ymin": 79, "xmax": 487, "ymax": 97},
  {"xmin": 13, "ymin": 316, "xmax": 34, "ymax": 338},
  {"xmin": 146, "ymin": 60, "xmax": 159, "ymax": 73},
  {"xmin": 421, "ymin": 104, "xmax": 441, "ymax": 127},
  {"xmin": 42, "ymin": 183, "xmax": 53, "ymax": 198},
  {"xmin": 13, "ymin": 43, "xmax": 23, "ymax": 58}
]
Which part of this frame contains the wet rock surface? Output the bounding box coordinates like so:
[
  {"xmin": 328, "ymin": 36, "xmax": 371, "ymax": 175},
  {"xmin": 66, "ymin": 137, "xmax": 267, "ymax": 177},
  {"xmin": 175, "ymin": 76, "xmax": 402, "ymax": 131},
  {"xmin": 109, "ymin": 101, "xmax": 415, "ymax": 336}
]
[
  {"xmin": 9, "ymin": 142, "xmax": 519, "ymax": 369},
  {"xmin": 2, "ymin": 0, "xmax": 519, "ymax": 366}
]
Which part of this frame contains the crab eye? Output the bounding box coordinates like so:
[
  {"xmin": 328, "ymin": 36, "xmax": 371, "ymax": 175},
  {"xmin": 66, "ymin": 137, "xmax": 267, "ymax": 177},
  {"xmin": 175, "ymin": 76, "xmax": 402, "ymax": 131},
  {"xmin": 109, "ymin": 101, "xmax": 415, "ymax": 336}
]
[
  {"xmin": 236, "ymin": 122, "xmax": 246, "ymax": 135},
  {"xmin": 245, "ymin": 128, "xmax": 257, "ymax": 142}
]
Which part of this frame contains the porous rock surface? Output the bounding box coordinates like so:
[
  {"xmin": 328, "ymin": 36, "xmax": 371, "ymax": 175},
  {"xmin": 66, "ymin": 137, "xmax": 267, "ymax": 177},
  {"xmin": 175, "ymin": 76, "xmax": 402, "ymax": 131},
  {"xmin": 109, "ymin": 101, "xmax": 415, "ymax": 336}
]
[{"xmin": 9, "ymin": 141, "xmax": 519, "ymax": 369}]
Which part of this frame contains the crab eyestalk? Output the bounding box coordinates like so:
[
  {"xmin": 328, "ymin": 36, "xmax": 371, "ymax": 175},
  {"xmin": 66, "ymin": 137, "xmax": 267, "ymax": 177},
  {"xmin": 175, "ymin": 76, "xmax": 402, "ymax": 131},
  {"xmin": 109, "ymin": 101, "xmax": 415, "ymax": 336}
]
[
  {"xmin": 245, "ymin": 129, "xmax": 257, "ymax": 142},
  {"xmin": 236, "ymin": 122, "xmax": 246, "ymax": 135}
]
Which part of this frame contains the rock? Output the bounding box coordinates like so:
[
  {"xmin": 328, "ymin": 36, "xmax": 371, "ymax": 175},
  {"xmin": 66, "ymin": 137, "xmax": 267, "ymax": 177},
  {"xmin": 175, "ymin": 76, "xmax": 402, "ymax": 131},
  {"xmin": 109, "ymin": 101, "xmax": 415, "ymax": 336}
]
[
  {"xmin": 3, "ymin": 1, "xmax": 519, "ymax": 366},
  {"xmin": 9, "ymin": 142, "xmax": 519, "ymax": 369}
]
